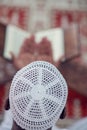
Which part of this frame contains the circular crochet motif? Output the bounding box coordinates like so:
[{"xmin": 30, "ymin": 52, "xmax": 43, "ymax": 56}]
[{"xmin": 9, "ymin": 61, "xmax": 68, "ymax": 130}]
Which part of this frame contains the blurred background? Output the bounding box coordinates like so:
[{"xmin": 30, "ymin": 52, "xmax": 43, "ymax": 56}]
[{"xmin": 0, "ymin": 0, "xmax": 87, "ymax": 129}]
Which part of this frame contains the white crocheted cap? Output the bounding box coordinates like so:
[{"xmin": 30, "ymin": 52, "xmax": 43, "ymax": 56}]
[
  {"xmin": 9, "ymin": 61, "xmax": 68, "ymax": 130},
  {"xmin": 69, "ymin": 118, "xmax": 87, "ymax": 130}
]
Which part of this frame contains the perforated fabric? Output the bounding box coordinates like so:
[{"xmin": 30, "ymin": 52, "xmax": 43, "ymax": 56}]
[
  {"xmin": 69, "ymin": 118, "xmax": 87, "ymax": 130},
  {"xmin": 9, "ymin": 61, "xmax": 68, "ymax": 130}
]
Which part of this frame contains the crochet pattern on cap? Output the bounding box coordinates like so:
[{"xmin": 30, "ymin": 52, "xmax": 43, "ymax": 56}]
[{"xmin": 9, "ymin": 61, "xmax": 68, "ymax": 130}]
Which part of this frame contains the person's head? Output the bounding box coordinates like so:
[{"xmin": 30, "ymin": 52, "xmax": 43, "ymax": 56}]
[{"xmin": 5, "ymin": 61, "xmax": 68, "ymax": 130}]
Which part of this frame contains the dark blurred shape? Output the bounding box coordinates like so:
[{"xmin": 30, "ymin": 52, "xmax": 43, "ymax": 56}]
[
  {"xmin": 58, "ymin": 56, "xmax": 87, "ymax": 118},
  {"xmin": 0, "ymin": 57, "xmax": 16, "ymax": 85},
  {"xmin": 64, "ymin": 23, "xmax": 81, "ymax": 62},
  {"xmin": 59, "ymin": 59, "xmax": 87, "ymax": 97},
  {"xmin": 0, "ymin": 23, "xmax": 6, "ymax": 57}
]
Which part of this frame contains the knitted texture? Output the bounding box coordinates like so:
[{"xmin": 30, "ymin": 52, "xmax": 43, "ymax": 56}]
[{"xmin": 9, "ymin": 61, "xmax": 68, "ymax": 130}]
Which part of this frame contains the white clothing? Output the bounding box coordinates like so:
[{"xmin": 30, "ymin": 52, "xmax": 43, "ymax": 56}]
[
  {"xmin": 0, "ymin": 110, "xmax": 13, "ymax": 130},
  {"xmin": 52, "ymin": 125, "xmax": 68, "ymax": 130},
  {"xmin": 0, "ymin": 110, "xmax": 68, "ymax": 130}
]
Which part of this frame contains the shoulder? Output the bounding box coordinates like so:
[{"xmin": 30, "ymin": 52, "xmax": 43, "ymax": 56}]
[{"xmin": 52, "ymin": 125, "xmax": 68, "ymax": 130}]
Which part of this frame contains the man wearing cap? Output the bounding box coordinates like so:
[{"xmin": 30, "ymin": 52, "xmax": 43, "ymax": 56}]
[{"xmin": 0, "ymin": 61, "xmax": 68, "ymax": 130}]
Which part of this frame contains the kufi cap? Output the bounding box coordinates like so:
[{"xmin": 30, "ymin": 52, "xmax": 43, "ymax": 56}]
[{"xmin": 9, "ymin": 61, "xmax": 68, "ymax": 130}]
